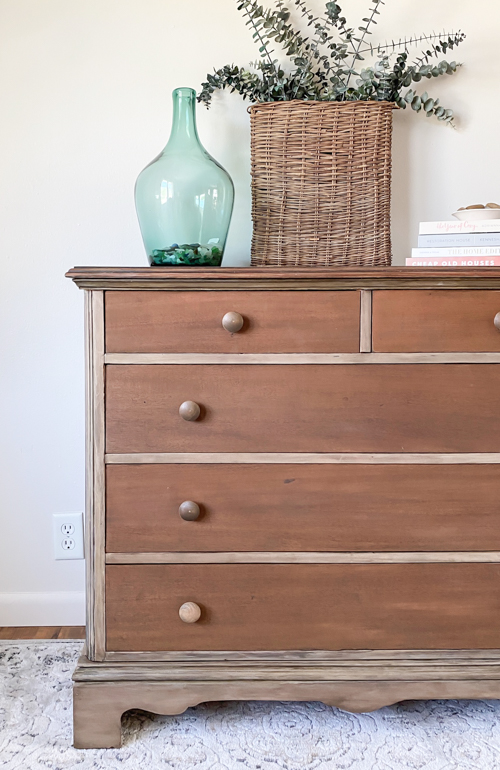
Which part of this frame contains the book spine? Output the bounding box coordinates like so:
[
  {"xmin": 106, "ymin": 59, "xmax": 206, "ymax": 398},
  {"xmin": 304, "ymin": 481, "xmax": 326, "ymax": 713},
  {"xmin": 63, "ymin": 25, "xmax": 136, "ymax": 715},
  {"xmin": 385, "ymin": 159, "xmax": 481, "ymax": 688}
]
[
  {"xmin": 419, "ymin": 221, "xmax": 500, "ymax": 235},
  {"xmin": 418, "ymin": 233, "xmax": 500, "ymax": 247},
  {"xmin": 406, "ymin": 257, "xmax": 500, "ymax": 266},
  {"xmin": 412, "ymin": 247, "xmax": 500, "ymax": 258}
]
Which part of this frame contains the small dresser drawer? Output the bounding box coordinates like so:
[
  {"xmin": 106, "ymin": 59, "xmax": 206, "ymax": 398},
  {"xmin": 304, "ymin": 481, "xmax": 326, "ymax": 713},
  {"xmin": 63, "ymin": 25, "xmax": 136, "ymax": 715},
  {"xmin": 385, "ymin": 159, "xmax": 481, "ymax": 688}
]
[
  {"xmin": 105, "ymin": 364, "xmax": 500, "ymax": 453},
  {"xmin": 106, "ymin": 564, "xmax": 500, "ymax": 651},
  {"xmin": 373, "ymin": 290, "xmax": 500, "ymax": 352},
  {"xmin": 106, "ymin": 464, "xmax": 500, "ymax": 553},
  {"xmin": 105, "ymin": 290, "xmax": 361, "ymax": 353}
]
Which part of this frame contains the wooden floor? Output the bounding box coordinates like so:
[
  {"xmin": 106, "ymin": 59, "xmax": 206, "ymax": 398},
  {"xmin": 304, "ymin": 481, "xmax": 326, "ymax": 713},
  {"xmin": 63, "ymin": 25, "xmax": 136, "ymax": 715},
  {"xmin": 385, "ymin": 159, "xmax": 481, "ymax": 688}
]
[{"xmin": 0, "ymin": 626, "xmax": 85, "ymax": 640}]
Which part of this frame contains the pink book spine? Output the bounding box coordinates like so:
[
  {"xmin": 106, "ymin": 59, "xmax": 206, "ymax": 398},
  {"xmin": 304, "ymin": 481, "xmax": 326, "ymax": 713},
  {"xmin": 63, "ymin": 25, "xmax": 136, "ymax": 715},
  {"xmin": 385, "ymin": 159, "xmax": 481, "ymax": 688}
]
[{"xmin": 406, "ymin": 257, "xmax": 500, "ymax": 266}]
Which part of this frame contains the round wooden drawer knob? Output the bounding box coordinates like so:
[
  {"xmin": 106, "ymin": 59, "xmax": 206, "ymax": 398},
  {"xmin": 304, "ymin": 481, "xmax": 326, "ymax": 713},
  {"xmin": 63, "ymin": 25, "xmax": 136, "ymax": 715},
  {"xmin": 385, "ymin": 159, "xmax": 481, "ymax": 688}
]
[
  {"xmin": 179, "ymin": 602, "xmax": 201, "ymax": 623},
  {"xmin": 179, "ymin": 401, "xmax": 201, "ymax": 421},
  {"xmin": 222, "ymin": 311, "xmax": 244, "ymax": 333},
  {"xmin": 494, "ymin": 313, "xmax": 500, "ymax": 331},
  {"xmin": 179, "ymin": 501, "xmax": 201, "ymax": 521}
]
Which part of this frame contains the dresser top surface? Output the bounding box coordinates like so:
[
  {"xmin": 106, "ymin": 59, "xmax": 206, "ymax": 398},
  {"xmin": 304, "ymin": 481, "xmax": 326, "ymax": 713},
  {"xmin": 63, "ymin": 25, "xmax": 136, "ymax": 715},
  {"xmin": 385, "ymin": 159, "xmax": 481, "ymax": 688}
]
[{"xmin": 66, "ymin": 266, "xmax": 500, "ymax": 290}]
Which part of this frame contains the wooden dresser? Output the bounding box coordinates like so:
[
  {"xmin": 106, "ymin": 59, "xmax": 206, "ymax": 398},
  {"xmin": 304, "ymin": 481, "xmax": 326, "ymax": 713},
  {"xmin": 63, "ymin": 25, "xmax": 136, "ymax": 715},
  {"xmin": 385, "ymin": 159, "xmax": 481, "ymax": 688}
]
[{"xmin": 67, "ymin": 266, "xmax": 500, "ymax": 748}]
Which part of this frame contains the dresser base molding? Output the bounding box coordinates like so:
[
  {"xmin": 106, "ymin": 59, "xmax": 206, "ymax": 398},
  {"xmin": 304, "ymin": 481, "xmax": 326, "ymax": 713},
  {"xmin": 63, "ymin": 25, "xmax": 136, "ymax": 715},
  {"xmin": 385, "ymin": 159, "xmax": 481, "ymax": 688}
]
[{"xmin": 73, "ymin": 651, "xmax": 500, "ymax": 748}]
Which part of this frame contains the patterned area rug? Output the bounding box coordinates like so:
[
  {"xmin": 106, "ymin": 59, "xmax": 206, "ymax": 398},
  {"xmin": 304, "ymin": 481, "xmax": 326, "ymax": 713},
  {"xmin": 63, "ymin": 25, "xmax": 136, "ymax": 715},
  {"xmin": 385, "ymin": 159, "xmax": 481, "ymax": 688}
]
[{"xmin": 1, "ymin": 641, "xmax": 500, "ymax": 769}]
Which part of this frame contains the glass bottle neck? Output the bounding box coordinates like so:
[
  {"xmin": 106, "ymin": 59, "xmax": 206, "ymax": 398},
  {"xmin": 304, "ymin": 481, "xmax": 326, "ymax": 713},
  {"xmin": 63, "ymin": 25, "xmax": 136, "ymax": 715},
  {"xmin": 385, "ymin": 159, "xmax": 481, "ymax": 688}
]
[{"xmin": 164, "ymin": 88, "xmax": 202, "ymax": 153}]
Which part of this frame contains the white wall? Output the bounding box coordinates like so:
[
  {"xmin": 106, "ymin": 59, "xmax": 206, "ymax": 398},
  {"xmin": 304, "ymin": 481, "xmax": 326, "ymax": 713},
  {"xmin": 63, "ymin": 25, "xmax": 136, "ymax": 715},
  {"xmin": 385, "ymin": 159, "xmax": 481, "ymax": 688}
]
[{"xmin": 0, "ymin": 0, "xmax": 498, "ymax": 624}]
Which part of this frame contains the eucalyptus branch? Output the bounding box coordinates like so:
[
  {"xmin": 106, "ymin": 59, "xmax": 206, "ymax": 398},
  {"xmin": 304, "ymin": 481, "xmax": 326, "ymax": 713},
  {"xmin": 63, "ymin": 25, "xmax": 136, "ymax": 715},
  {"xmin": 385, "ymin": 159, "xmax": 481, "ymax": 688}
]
[
  {"xmin": 352, "ymin": 0, "xmax": 385, "ymax": 55},
  {"xmin": 410, "ymin": 32, "xmax": 465, "ymax": 69},
  {"xmin": 324, "ymin": 1, "xmax": 351, "ymax": 38},
  {"xmin": 237, "ymin": 1, "xmax": 277, "ymax": 68},
  {"xmin": 263, "ymin": 0, "xmax": 310, "ymax": 58},
  {"xmin": 290, "ymin": 0, "xmax": 336, "ymax": 87},
  {"xmin": 237, "ymin": 0, "xmax": 292, "ymax": 98},
  {"xmin": 398, "ymin": 87, "xmax": 456, "ymax": 125},
  {"xmin": 344, "ymin": 0, "xmax": 385, "ymax": 93},
  {"xmin": 359, "ymin": 31, "xmax": 465, "ymax": 57}
]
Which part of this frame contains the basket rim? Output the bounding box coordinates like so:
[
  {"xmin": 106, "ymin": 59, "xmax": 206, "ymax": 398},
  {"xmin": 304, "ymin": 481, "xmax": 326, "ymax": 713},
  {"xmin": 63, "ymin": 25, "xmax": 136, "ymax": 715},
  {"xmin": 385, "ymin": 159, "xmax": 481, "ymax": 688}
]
[{"xmin": 248, "ymin": 99, "xmax": 397, "ymax": 113}]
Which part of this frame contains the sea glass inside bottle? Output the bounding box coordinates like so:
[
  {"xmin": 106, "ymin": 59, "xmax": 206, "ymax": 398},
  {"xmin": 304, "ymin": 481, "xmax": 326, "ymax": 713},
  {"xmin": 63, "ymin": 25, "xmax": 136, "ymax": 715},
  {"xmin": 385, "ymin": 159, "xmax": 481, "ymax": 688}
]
[{"xmin": 135, "ymin": 87, "xmax": 234, "ymax": 266}]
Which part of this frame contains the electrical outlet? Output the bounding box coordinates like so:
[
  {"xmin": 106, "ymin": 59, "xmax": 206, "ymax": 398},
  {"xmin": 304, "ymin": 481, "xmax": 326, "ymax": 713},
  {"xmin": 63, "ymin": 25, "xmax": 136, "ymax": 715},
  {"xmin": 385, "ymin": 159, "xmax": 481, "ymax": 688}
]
[
  {"xmin": 53, "ymin": 512, "xmax": 84, "ymax": 560},
  {"xmin": 61, "ymin": 523, "xmax": 75, "ymax": 536}
]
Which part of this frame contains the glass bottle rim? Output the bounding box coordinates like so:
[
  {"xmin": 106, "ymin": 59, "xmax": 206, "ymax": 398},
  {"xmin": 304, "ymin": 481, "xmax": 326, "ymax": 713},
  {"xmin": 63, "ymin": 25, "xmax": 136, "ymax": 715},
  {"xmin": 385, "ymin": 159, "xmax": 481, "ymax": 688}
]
[{"xmin": 173, "ymin": 87, "xmax": 196, "ymax": 99}]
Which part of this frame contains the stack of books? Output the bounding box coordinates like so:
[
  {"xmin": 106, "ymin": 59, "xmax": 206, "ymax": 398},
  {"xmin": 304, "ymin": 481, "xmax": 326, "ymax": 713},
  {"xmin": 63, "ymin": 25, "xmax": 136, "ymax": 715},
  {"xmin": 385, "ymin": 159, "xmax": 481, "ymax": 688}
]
[{"xmin": 406, "ymin": 220, "xmax": 500, "ymax": 266}]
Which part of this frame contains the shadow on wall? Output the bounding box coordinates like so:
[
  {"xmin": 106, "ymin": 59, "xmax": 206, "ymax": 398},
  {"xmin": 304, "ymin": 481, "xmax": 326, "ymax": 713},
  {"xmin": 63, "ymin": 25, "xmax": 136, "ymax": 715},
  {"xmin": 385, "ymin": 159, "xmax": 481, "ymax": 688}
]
[{"xmin": 391, "ymin": 115, "xmax": 411, "ymax": 266}]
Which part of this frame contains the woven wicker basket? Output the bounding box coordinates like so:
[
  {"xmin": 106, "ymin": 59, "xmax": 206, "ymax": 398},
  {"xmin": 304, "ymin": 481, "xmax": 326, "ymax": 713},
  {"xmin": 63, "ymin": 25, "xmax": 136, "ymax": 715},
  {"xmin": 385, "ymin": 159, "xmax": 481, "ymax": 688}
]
[{"xmin": 249, "ymin": 100, "xmax": 394, "ymax": 267}]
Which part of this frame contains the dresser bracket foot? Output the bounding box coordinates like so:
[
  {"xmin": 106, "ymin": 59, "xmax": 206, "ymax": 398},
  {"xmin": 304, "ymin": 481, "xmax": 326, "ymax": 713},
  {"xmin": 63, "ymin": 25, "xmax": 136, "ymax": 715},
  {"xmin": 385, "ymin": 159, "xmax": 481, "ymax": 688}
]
[
  {"xmin": 73, "ymin": 671, "xmax": 500, "ymax": 748},
  {"xmin": 73, "ymin": 683, "xmax": 125, "ymax": 749}
]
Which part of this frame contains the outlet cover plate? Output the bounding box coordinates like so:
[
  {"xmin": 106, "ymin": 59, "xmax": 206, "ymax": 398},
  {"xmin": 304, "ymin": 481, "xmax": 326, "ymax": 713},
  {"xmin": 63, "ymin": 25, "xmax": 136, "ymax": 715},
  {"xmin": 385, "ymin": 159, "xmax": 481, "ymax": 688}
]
[{"xmin": 53, "ymin": 512, "xmax": 84, "ymax": 560}]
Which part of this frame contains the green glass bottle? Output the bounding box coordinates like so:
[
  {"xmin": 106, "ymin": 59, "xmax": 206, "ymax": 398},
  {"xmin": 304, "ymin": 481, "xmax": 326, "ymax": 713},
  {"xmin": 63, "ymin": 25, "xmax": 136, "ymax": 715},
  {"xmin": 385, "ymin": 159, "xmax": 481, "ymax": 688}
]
[{"xmin": 135, "ymin": 87, "xmax": 234, "ymax": 266}]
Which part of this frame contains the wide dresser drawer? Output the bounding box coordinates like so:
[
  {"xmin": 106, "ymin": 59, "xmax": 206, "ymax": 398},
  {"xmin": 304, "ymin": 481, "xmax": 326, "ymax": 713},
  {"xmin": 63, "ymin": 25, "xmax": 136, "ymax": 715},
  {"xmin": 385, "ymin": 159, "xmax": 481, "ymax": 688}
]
[
  {"xmin": 106, "ymin": 464, "xmax": 500, "ymax": 553},
  {"xmin": 373, "ymin": 290, "xmax": 500, "ymax": 352},
  {"xmin": 105, "ymin": 364, "xmax": 500, "ymax": 453},
  {"xmin": 106, "ymin": 564, "xmax": 500, "ymax": 651},
  {"xmin": 105, "ymin": 290, "xmax": 361, "ymax": 353}
]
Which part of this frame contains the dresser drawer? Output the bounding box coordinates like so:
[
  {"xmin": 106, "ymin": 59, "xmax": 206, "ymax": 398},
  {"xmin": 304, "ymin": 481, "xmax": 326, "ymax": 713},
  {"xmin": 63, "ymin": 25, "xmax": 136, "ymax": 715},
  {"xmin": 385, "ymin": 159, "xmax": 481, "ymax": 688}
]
[
  {"xmin": 105, "ymin": 364, "xmax": 500, "ymax": 453},
  {"xmin": 105, "ymin": 291, "xmax": 361, "ymax": 353},
  {"xmin": 106, "ymin": 564, "xmax": 500, "ymax": 651},
  {"xmin": 373, "ymin": 290, "xmax": 500, "ymax": 352},
  {"xmin": 106, "ymin": 464, "xmax": 500, "ymax": 553}
]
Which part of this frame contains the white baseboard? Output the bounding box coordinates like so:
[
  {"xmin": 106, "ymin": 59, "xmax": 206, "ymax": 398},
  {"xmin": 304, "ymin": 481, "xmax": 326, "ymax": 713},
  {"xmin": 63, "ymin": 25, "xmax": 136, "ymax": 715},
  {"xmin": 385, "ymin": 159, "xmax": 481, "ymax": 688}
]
[{"xmin": 0, "ymin": 591, "xmax": 85, "ymax": 626}]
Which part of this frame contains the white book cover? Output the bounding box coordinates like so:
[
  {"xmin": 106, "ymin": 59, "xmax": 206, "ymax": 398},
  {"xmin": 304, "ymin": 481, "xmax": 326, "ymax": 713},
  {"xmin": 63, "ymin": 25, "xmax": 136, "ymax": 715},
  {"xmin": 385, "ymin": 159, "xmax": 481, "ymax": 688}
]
[
  {"xmin": 418, "ymin": 233, "xmax": 500, "ymax": 247},
  {"xmin": 412, "ymin": 246, "xmax": 500, "ymax": 258},
  {"xmin": 419, "ymin": 220, "xmax": 500, "ymax": 235}
]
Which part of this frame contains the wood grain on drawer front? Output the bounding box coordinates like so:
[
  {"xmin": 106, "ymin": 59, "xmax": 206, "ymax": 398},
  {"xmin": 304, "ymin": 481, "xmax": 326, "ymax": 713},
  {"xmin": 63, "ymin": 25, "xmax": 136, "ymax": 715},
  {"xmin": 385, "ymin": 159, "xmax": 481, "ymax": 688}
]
[
  {"xmin": 106, "ymin": 464, "xmax": 500, "ymax": 553},
  {"xmin": 105, "ymin": 364, "xmax": 500, "ymax": 453},
  {"xmin": 105, "ymin": 291, "xmax": 361, "ymax": 353},
  {"xmin": 373, "ymin": 290, "xmax": 500, "ymax": 352},
  {"xmin": 106, "ymin": 564, "xmax": 500, "ymax": 651}
]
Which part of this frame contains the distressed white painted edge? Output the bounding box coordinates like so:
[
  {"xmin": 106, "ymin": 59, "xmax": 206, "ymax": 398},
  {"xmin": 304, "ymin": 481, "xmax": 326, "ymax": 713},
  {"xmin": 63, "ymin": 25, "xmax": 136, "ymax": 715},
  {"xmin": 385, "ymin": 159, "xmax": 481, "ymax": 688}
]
[
  {"xmin": 102, "ymin": 648, "xmax": 500, "ymax": 663},
  {"xmin": 84, "ymin": 292, "xmax": 95, "ymax": 658},
  {"xmin": 88, "ymin": 291, "xmax": 106, "ymax": 662},
  {"xmin": 359, "ymin": 290, "xmax": 372, "ymax": 353},
  {"xmin": 104, "ymin": 352, "xmax": 500, "ymax": 364},
  {"xmin": 105, "ymin": 551, "xmax": 500, "ymax": 565},
  {"xmin": 104, "ymin": 453, "xmax": 500, "ymax": 465}
]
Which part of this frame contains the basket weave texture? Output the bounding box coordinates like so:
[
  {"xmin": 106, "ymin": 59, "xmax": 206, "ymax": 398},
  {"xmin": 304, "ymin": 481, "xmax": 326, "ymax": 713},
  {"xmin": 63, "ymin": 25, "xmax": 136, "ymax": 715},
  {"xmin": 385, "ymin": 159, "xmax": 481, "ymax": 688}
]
[{"xmin": 250, "ymin": 100, "xmax": 394, "ymax": 267}]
